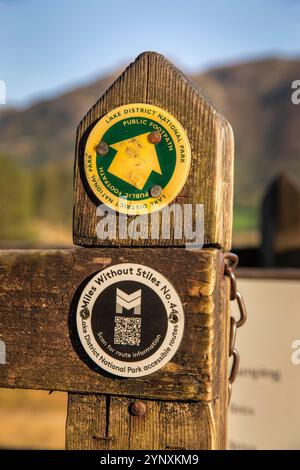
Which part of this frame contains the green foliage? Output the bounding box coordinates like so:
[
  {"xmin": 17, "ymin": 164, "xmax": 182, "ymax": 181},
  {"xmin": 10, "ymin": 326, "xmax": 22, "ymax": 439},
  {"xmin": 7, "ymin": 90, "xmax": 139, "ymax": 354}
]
[
  {"xmin": 0, "ymin": 154, "xmax": 73, "ymax": 242},
  {"xmin": 2, "ymin": 58, "xmax": 300, "ymax": 246},
  {"xmin": 233, "ymin": 206, "xmax": 259, "ymax": 232},
  {"xmin": 32, "ymin": 162, "xmax": 72, "ymax": 225},
  {"xmin": 0, "ymin": 152, "xmax": 260, "ymax": 244},
  {"xmin": 0, "ymin": 155, "xmax": 34, "ymax": 240}
]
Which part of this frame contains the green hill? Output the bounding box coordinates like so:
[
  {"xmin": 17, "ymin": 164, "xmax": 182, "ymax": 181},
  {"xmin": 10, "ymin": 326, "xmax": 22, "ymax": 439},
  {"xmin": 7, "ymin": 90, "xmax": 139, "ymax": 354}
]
[{"xmin": 0, "ymin": 57, "xmax": 299, "ymax": 244}]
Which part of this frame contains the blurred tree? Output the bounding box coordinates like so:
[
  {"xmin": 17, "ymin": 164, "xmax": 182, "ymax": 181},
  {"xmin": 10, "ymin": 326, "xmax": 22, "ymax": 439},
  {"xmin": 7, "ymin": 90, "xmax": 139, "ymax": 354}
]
[
  {"xmin": 0, "ymin": 155, "xmax": 34, "ymax": 241},
  {"xmin": 32, "ymin": 162, "xmax": 72, "ymax": 225}
]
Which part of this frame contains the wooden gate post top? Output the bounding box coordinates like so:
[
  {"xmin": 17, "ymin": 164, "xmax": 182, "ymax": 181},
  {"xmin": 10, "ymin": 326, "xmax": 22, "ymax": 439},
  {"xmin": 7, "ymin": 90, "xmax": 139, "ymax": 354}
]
[{"xmin": 73, "ymin": 51, "xmax": 234, "ymax": 250}]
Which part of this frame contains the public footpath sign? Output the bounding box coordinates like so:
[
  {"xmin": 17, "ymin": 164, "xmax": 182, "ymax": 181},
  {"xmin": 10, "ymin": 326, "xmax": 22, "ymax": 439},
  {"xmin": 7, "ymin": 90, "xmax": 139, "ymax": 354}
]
[{"xmin": 83, "ymin": 103, "xmax": 191, "ymax": 214}]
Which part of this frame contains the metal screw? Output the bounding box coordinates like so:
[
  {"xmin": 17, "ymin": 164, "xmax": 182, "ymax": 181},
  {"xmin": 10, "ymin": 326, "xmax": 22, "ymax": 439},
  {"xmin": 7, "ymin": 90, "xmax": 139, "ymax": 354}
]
[
  {"xmin": 148, "ymin": 131, "xmax": 162, "ymax": 144},
  {"xmin": 130, "ymin": 401, "xmax": 147, "ymax": 417},
  {"xmin": 169, "ymin": 312, "xmax": 179, "ymax": 324},
  {"xmin": 149, "ymin": 185, "xmax": 162, "ymax": 198},
  {"xmin": 80, "ymin": 308, "xmax": 90, "ymax": 319},
  {"xmin": 96, "ymin": 141, "xmax": 109, "ymax": 156}
]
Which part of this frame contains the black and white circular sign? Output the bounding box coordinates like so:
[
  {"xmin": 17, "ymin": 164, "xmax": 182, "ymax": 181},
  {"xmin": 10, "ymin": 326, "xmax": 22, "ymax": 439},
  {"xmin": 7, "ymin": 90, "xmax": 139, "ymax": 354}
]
[{"xmin": 76, "ymin": 263, "xmax": 184, "ymax": 377}]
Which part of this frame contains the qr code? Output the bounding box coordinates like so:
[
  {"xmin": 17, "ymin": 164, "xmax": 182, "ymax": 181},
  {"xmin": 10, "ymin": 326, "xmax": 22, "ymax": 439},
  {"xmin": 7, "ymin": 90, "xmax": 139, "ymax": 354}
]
[{"xmin": 114, "ymin": 316, "xmax": 141, "ymax": 346}]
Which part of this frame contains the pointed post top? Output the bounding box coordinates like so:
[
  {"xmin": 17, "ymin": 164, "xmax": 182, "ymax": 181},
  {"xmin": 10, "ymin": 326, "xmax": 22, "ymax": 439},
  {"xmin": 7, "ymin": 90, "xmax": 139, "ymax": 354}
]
[{"xmin": 73, "ymin": 51, "xmax": 234, "ymax": 250}]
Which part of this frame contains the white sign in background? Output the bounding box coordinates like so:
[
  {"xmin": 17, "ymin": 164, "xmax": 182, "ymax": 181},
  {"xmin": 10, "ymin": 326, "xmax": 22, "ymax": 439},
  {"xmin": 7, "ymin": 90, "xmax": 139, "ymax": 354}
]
[{"xmin": 229, "ymin": 277, "xmax": 300, "ymax": 450}]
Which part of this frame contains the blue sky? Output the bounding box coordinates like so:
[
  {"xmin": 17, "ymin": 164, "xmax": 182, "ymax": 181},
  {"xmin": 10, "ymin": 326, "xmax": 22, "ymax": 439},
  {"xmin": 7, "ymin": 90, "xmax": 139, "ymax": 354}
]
[{"xmin": 1, "ymin": 0, "xmax": 300, "ymax": 105}]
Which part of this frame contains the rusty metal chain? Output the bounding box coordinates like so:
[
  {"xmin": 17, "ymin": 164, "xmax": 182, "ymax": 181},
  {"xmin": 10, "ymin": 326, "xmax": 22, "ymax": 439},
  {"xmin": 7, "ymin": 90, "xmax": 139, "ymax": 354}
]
[{"xmin": 224, "ymin": 252, "xmax": 247, "ymax": 404}]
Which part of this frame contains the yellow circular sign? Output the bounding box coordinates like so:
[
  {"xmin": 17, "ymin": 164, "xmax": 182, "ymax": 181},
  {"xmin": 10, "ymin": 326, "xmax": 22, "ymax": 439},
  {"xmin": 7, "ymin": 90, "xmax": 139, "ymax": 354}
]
[{"xmin": 83, "ymin": 103, "xmax": 191, "ymax": 215}]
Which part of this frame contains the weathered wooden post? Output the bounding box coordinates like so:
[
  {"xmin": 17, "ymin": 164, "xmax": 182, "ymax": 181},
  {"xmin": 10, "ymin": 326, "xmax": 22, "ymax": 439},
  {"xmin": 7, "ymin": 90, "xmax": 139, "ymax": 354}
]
[
  {"xmin": 69, "ymin": 51, "xmax": 235, "ymax": 450},
  {"xmin": 0, "ymin": 52, "xmax": 246, "ymax": 450}
]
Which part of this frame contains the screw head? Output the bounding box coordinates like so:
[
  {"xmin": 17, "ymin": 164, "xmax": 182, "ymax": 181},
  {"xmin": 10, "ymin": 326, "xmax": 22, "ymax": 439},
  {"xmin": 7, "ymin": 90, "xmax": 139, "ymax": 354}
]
[
  {"xmin": 130, "ymin": 401, "xmax": 147, "ymax": 417},
  {"xmin": 148, "ymin": 131, "xmax": 162, "ymax": 144},
  {"xmin": 96, "ymin": 141, "xmax": 109, "ymax": 156},
  {"xmin": 169, "ymin": 312, "xmax": 179, "ymax": 324},
  {"xmin": 80, "ymin": 308, "xmax": 90, "ymax": 319},
  {"xmin": 149, "ymin": 185, "xmax": 162, "ymax": 198}
]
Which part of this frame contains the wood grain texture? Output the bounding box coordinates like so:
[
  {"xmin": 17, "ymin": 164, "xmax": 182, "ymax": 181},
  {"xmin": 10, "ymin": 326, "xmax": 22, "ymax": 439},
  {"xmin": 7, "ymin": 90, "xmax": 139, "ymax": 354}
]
[
  {"xmin": 73, "ymin": 51, "xmax": 234, "ymax": 250},
  {"xmin": 66, "ymin": 394, "xmax": 216, "ymax": 450},
  {"xmin": 0, "ymin": 247, "xmax": 228, "ymax": 402}
]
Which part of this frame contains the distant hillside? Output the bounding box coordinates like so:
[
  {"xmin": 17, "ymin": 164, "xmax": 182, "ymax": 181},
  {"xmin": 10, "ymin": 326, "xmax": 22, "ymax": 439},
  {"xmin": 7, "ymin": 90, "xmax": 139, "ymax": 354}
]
[
  {"xmin": 193, "ymin": 57, "xmax": 300, "ymax": 217},
  {"xmin": 0, "ymin": 72, "xmax": 118, "ymax": 166},
  {"xmin": 0, "ymin": 57, "xmax": 299, "ymax": 243}
]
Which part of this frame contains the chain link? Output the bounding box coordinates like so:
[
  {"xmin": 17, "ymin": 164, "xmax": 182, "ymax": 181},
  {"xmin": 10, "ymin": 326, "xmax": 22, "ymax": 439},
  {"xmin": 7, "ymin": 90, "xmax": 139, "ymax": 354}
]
[{"xmin": 224, "ymin": 252, "xmax": 247, "ymax": 404}]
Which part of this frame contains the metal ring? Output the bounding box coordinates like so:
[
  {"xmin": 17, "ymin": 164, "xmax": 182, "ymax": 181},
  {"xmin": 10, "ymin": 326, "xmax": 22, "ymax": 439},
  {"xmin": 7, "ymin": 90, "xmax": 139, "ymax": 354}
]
[
  {"xmin": 225, "ymin": 265, "xmax": 237, "ymax": 300},
  {"xmin": 229, "ymin": 316, "xmax": 237, "ymax": 356},
  {"xmin": 224, "ymin": 252, "xmax": 239, "ymax": 271},
  {"xmin": 229, "ymin": 349, "xmax": 240, "ymax": 384},
  {"xmin": 223, "ymin": 252, "xmax": 246, "ymax": 403},
  {"xmin": 236, "ymin": 291, "xmax": 247, "ymax": 328}
]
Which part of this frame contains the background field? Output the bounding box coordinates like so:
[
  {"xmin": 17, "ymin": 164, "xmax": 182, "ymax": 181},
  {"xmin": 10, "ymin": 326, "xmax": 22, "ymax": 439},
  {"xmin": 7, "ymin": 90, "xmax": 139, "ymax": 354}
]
[
  {"xmin": 0, "ymin": 389, "xmax": 66, "ymax": 449},
  {"xmin": 1, "ymin": 57, "xmax": 300, "ymax": 248}
]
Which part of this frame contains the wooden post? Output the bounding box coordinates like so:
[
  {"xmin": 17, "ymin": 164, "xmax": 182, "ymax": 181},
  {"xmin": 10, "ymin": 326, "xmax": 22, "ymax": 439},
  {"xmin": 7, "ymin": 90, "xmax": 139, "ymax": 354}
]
[
  {"xmin": 0, "ymin": 52, "xmax": 234, "ymax": 450},
  {"xmin": 69, "ymin": 51, "xmax": 234, "ymax": 449},
  {"xmin": 261, "ymin": 173, "xmax": 300, "ymax": 266},
  {"xmin": 73, "ymin": 51, "xmax": 233, "ymax": 249}
]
